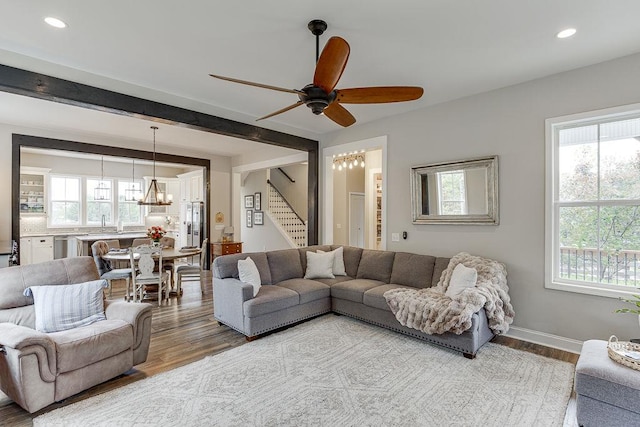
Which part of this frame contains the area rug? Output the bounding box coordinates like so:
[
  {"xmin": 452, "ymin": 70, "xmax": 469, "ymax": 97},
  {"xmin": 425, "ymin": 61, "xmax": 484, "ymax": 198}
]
[{"xmin": 34, "ymin": 315, "xmax": 575, "ymax": 426}]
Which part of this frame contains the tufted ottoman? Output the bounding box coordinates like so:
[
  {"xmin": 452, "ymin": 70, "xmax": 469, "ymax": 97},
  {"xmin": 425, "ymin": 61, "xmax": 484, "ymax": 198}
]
[{"xmin": 575, "ymin": 339, "xmax": 640, "ymax": 426}]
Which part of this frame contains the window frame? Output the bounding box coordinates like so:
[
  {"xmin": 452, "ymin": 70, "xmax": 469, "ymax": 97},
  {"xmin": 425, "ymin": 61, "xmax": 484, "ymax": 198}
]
[
  {"xmin": 48, "ymin": 175, "xmax": 82, "ymax": 227},
  {"xmin": 117, "ymin": 178, "xmax": 144, "ymax": 226},
  {"xmin": 545, "ymin": 102, "xmax": 640, "ymax": 299}
]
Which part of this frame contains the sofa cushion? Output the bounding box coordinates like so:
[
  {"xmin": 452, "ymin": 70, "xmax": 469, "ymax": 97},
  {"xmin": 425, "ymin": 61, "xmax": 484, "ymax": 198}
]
[
  {"xmin": 445, "ymin": 263, "xmax": 478, "ymax": 297},
  {"xmin": 331, "ymin": 279, "xmax": 385, "ymax": 303},
  {"xmin": 277, "ymin": 278, "xmax": 330, "ymax": 304},
  {"xmin": 267, "ymin": 249, "xmax": 304, "ymax": 284},
  {"xmin": 304, "ymin": 251, "xmax": 335, "ymax": 279},
  {"xmin": 432, "ymin": 257, "xmax": 451, "ymax": 287},
  {"xmin": 243, "ymin": 285, "xmax": 299, "ymax": 318},
  {"xmin": 238, "ymin": 257, "xmax": 262, "ymax": 297},
  {"xmin": 213, "ymin": 253, "xmax": 272, "ymax": 285},
  {"xmin": 363, "ymin": 284, "xmax": 415, "ymax": 311},
  {"xmin": 0, "ymin": 257, "xmax": 99, "ymax": 310},
  {"xmin": 389, "ymin": 252, "xmax": 436, "ymax": 288},
  {"xmin": 25, "ymin": 280, "xmax": 108, "ymax": 333},
  {"xmin": 318, "ymin": 247, "xmax": 347, "ymax": 276},
  {"xmin": 333, "ymin": 246, "xmax": 363, "ymax": 278},
  {"xmin": 0, "ymin": 305, "xmax": 36, "ymax": 329},
  {"xmin": 314, "ymin": 276, "xmax": 354, "ymax": 287},
  {"xmin": 299, "ymin": 245, "xmax": 332, "ymax": 272},
  {"xmin": 356, "ymin": 250, "xmax": 395, "ymax": 283},
  {"xmin": 49, "ymin": 319, "xmax": 133, "ymax": 374}
]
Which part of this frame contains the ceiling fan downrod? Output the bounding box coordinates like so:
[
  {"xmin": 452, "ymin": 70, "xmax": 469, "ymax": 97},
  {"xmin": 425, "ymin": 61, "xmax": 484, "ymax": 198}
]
[{"xmin": 308, "ymin": 19, "xmax": 327, "ymax": 63}]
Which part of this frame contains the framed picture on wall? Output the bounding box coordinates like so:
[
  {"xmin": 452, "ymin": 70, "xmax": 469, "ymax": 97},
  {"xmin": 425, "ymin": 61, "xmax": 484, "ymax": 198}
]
[
  {"xmin": 246, "ymin": 210, "xmax": 253, "ymax": 228},
  {"xmin": 254, "ymin": 192, "xmax": 261, "ymax": 210},
  {"xmin": 254, "ymin": 211, "xmax": 264, "ymax": 225},
  {"xmin": 244, "ymin": 195, "xmax": 254, "ymax": 209}
]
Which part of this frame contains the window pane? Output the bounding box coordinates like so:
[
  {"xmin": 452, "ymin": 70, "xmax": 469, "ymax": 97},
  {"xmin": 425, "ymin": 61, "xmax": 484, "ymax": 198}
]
[
  {"xmin": 51, "ymin": 177, "xmax": 79, "ymax": 201},
  {"xmin": 599, "ymin": 137, "xmax": 640, "ymax": 200},
  {"xmin": 558, "ymin": 126, "xmax": 598, "ymax": 201},
  {"xmin": 51, "ymin": 202, "xmax": 79, "ymax": 224},
  {"xmin": 118, "ymin": 202, "xmax": 141, "ymax": 224},
  {"xmin": 598, "ymin": 205, "xmax": 640, "ymax": 287},
  {"xmin": 558, "ymin": 206, "xmax": 599, "ymax": 282},
  {"xmin": 87, "ymin": 202, "xmax": 112, "ymax": 223}
]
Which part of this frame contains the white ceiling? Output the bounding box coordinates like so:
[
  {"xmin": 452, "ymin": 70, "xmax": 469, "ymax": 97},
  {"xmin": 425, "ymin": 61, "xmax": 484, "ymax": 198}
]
[{"xmin": 1, "ymin": 0, "xmax": 640, "ymax": 155}]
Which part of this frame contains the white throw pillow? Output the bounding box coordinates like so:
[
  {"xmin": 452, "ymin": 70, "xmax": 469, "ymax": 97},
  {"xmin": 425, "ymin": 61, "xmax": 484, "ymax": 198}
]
[
  {"xmin": 317, "ymin": 247, "xmax": 347, "ymax": 276},
  {"xmin": 445, "ymin": 263, "xmax": 478, "ymax": 298},
  {"xmin": 304, "ymin": 250, "xmax": 335, "ymax": 279},
  {"xmin": 238, "ymin": 257, "xmax": 261, "ymax": 297},
  {"xmin": 24, "ymin": 280, "xmax": 108, "ymax": 333}
]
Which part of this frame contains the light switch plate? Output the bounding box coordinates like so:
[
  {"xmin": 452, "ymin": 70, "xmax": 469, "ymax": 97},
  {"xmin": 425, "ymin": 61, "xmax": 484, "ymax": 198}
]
[{"xmin": 391, "ymin": 233, "xmax": 400, "ymax": 242}]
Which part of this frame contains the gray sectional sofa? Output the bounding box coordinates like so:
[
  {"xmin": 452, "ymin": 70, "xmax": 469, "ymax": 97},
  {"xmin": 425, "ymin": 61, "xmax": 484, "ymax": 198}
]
[{"xmin": 213, "ymin": 245, "xmax": 494, "ymax": 358}]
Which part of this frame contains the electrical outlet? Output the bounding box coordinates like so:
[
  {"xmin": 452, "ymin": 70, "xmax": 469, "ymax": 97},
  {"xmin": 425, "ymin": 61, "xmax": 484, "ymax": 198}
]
[
  {"xmin": 336, "ymin": 223, "xmax": 342, "ymax": 229},
  {"xmin": 391, "ymin": 233, "xmax": 400, "ymax": 242}
]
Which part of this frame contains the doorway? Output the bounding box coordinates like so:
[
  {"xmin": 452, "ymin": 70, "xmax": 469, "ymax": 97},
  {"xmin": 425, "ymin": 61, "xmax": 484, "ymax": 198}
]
[{"xmin": 349, "ymin": 193, "xmax": 365, "ymax": 247}]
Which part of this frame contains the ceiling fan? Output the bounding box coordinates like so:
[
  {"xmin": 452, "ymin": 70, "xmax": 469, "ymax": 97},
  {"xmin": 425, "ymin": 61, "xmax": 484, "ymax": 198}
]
[{"xmin": 209, "ymin": 20, "xmax": 424, "ymax": 127}]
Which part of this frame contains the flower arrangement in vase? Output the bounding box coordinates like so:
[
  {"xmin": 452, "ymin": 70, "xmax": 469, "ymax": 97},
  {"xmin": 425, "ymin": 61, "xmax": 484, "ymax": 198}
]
[{"xmin": 147, "ymin": 226, "xmax": 166, "ymax": 244}]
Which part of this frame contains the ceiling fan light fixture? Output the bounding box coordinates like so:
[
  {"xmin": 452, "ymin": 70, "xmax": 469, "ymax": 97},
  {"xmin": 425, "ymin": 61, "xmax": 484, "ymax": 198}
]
[
  {"xmin": 557, "ymin": 28, "xmax": 577, "ymax": 39},
  {"xmin": 44, "ymin": 17, "xmax": 67, "ymax": 28}
]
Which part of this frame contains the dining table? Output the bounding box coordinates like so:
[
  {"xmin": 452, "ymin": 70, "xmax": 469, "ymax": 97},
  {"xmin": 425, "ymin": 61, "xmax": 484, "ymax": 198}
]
[{"xmin": 102, "ymin": 246, "xmax": 202, "ymax": 296}]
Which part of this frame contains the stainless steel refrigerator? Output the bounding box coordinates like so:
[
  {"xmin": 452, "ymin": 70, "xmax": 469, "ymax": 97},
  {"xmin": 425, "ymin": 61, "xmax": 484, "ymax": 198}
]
[{"xmin": 184, "ymin": 202, "xmax": 204, "ymax": 248}]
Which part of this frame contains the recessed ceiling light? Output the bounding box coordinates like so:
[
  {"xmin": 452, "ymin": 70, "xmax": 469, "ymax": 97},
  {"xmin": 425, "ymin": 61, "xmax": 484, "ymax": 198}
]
[
  {"xmin": 44, "ymin": 17, "xmax": 67, "ymax": 29},
  {"xmin": 557, "ymin": 28, "xmax": 576, "ymax": 39}
]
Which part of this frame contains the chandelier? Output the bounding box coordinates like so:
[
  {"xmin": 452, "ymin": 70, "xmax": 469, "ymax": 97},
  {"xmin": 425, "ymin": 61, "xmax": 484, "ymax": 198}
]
[
  {"xmin": 138, "ymin": 126, "xmax": 173, "ymax": 206},
  {"xmin": 93, "ymin": 156, "xmax": 111, "ymax": 201},
  {"xmin": 332, "ymin": 151, "xmax": 365, "ymax": 171}
]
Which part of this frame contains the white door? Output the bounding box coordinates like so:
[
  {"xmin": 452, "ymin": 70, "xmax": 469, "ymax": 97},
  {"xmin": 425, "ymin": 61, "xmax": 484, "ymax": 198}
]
[{"xmin": 349, "ymin": 193, "xmax": 365, "ymax": 248}]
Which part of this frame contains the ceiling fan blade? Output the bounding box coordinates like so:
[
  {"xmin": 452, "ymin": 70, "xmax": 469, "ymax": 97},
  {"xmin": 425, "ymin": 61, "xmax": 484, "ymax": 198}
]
[
  {"xmin": 313, "ymin": 37, "xmax": 350, "ymax": 93},
  {"xmin": 335, "ymin": 86, "xmax": 424, "ymax": 104},
  {"xmin": 324, "ymin": 103, "xmax": 356, "ymax": 127},
  {"xmin": 256, "ymin": 101, "xmax": 304, "ymax": 121},
  {"xmin": 209, "ymin": 74, "xmax": 304, "ymax": 95}
]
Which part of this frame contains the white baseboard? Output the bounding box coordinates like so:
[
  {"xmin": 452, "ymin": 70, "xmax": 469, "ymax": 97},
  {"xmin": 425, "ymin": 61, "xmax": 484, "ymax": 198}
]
[{"xmin": 504, "ymin": 326, "xmax": 583, "ymax": 355}]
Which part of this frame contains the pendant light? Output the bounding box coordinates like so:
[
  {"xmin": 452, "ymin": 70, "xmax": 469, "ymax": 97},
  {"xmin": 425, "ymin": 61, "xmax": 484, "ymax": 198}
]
[
  {"xmin": 94, "ymin": 156, "xmax": 111, "ymax": 201},
  {"xmin": 139, "ymin": 126, "xmax": 172, "ymax": 206},
  {"xmin": 124, "ymin": 159, "xmax": 141, "ymax": 201}
]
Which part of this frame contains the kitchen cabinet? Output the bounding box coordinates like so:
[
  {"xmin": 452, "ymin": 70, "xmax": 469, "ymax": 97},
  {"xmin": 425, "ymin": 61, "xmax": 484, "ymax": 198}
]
[
  {"xmin": 19, "ymin": 167, "xmax": 50, "ymax": 215},
  {"xmin": 20, "ymin": 236, "xmax": 54, "ymax": 265},
  {"xmin": 177, "ymin": 170, "xmax": 204, "ymax": 202}
]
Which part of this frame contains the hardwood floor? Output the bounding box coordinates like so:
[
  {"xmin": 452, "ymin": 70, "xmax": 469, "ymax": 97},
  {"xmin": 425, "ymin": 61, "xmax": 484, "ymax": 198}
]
[{"xmin": 0, "ymin": 272, "xmax": 578, "ymax": 426}]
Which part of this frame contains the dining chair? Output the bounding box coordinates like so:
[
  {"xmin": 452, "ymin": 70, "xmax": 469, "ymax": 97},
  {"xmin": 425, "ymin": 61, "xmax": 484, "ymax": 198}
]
[
  {"xmin": 104, "ymin": 240, "xmax": 126, "ymax": 268},
  {"xmin": 130, "ymin": 244, "xmax": 170, "ymax": 305},
  {"xmin": 175, "ymin": 238, "xmax": 208, "ymax": 295},
  {"xmin": 131, "ymin": 238, "xmax": 152, "ymax": 247},
  {"xmin": 159, "ymin": 236, "xmax": 176, "ymax": 289},
  {"xmin": 90, "ymin": 240, "xmax": 133, "ymax": 300}
]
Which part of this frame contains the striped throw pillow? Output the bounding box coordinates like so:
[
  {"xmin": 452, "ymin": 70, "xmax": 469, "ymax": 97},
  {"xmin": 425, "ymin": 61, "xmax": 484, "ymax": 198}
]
[{"xmin": 24, "ymin": 280, "xmax": 108, "ymax": 333}]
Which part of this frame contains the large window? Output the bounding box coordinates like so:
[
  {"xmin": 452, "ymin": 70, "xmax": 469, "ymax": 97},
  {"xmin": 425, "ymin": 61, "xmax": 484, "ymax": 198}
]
[
  {"xmin": 50, "ymin": 176, "xmax": 81, "ymax": 225},
  {"xmin": 546, "ymin": 104, "xmax": 640, "ymax": 298},
  {"xmin": 86, "ymin": 178, "xmax": 113, "ymax": 225},
  {"xmin": 118, "ymin": 180, "xmax": 143, "ymax": 224}
]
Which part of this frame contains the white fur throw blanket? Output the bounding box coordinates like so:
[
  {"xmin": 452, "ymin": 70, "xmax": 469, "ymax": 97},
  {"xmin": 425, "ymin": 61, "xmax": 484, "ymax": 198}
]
[{"xmin": 384, "ymin": 252, "xmax": 515, "ymax": 335}]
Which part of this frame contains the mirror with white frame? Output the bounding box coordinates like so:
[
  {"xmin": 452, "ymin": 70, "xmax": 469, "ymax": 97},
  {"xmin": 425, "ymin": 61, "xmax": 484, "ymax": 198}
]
[{"xmin": 410, "ymin": 156, "xmax": 499, "ymax": 224}]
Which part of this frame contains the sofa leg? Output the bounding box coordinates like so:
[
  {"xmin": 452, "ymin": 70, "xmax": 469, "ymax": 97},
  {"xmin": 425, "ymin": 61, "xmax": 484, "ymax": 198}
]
[
  {"xmin": 246, "ymin": 335, "xmax": 259, "ymax": 342},
  {"xmin": 463, "ymin": 352, "xmax": 476, "ymax": 360}
]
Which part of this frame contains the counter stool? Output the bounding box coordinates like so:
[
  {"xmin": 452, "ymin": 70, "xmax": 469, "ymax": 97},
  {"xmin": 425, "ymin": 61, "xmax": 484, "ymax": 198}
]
[{"xmin": 575, "ymin": 339, "xmax": 640, "ymax": 426}]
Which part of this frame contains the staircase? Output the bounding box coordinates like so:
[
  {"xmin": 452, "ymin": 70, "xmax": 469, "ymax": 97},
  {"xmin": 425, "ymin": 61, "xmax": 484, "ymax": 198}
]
[{"xmin": 267, "ymin": 181, "xmax": 307, "ymax": 247}]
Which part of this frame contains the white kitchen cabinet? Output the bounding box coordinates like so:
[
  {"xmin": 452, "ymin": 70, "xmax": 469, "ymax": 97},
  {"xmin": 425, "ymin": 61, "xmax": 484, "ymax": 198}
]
[
  {"xmin": 19, "ymin": 167, "xmax": 50, "ymax": 215},
  {"xmin": 177, "ymin": 170, "xmax": 204, "ymax": 202},
  {"xmin": 20, "ymin": 236, "xmax": 54, "ymax": 265}
]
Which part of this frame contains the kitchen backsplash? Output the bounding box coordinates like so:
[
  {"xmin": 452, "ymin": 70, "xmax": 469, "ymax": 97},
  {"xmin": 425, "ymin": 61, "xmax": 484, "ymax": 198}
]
[{"xmin": 20, "ymin": 215, "xmax": 179, "ymax": 236}]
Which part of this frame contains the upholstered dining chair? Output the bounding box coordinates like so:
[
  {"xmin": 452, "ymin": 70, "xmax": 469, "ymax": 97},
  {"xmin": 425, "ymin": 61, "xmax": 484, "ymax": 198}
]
[
  {"xmin": 90, "ymin": 240, "xmax": 133, "ymax": 299},
  {"xmin": 175, "ymin": 238, "xmax": 208, "ymax": 295},
  {"xmin": 130, "ymin": 245, "xmax": 170, "ymax": 305}
]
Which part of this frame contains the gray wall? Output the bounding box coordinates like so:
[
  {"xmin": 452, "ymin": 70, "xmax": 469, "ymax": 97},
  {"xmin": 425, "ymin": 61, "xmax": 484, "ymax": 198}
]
[
  {"xmin": 320, "ymin": 51, "xmax": 640, "ymax": 343},
  {"xmin": 241, "ymin": 170, "xmax": 291, "ymax": 252}
]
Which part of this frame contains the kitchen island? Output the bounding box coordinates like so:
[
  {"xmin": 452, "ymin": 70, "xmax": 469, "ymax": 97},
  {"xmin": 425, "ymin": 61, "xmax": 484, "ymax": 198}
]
[{"xmin": 75, "ymin": 232, "xmax": 147, "ymax": 256}]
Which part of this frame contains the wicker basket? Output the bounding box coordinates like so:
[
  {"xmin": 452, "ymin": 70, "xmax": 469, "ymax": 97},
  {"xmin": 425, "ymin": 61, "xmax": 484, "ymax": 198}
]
[{"xmin": 607, "ymin": 335, "xmax": 640, "ymax": 371}]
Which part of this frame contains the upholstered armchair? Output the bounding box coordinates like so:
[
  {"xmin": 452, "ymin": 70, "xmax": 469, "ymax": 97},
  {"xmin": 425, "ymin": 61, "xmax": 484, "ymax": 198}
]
[{"xmin": 0, "ymin": 257, "xmax": 153, "ymax": 413}]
